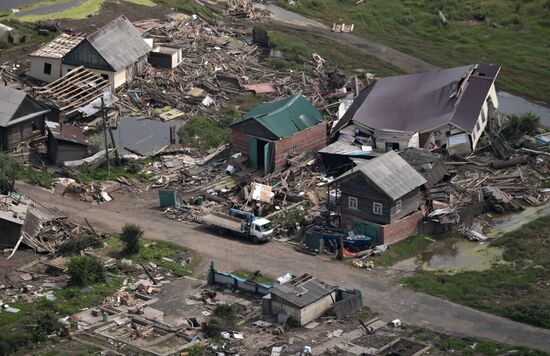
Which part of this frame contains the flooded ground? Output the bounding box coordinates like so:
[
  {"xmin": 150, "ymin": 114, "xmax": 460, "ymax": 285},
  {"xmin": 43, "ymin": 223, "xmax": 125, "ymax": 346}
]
[
  {"xmin": 419, "ymin": 203, "xmax": 549, "ymax": 273},
  {"xmin": 488, "ymin": 204, "xmax": 550, "ymax": 238},
  {"xmin": 112, "ymin": 117, "xmax": 181, "ymax": 156},
  {"xmin": 0, "ymin": 0, "xmax": 39, "ymax": 11},
  {"xmin": 421, "ymin": 238, "xmax": 504, "ymax": 273}
]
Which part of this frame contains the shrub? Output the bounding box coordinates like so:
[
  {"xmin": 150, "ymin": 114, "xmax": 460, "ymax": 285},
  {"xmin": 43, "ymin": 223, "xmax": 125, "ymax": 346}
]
[
  {"xmin": 501, "ymin": 112, "xmax": 540, "ymax": 140},
  {"xmin": 58, "ymin": 234, "xmax": 103, "ymax": 256},
  {"xmin": 120, "ymin": 224, "xmax": 144, "ymax": 254},
  {"xmin": 67, "ymin": 255, "xmax": 105, "ymax": 286}
]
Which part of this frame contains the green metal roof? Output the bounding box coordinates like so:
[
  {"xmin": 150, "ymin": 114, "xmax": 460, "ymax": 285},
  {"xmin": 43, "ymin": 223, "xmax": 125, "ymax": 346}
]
[{"xmin": 234, "ymin": 95, "xmax": 323, "ymax": 138}]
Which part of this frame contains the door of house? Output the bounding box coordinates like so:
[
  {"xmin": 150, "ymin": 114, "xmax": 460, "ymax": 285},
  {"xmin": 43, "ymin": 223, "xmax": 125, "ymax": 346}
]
[
  {"xmin": 355, "ymin": 222, "xmax": 380, "ymax": 239},
  {"xmin": 248, "ymin": 138, "xmax": 258, "ymax": 169}
]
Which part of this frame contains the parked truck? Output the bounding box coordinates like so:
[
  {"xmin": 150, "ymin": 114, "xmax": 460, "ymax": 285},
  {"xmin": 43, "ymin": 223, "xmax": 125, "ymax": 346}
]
[{"xmin": 199, "ymin": 208, "xmax": 273, "ymax": 243}]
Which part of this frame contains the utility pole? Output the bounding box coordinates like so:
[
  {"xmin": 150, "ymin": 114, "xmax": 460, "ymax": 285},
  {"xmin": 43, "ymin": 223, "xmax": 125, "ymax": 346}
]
[{"xmin": 101, "ymin": 95, "xmax": 111, "ymax": 180}]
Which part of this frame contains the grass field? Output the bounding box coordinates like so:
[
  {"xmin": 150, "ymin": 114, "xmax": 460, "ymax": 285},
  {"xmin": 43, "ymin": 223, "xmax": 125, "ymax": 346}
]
[
  {"xmin": 403, "ymin": 216, "xmax": 550, "ymax": 329},
  {"xmin": 371, "ymin": 234, "xmax": 434, "ymax": 267},
  {"xmin": 268, "ymin": 27, "xmax": 404, "ymax": 77},
  {"xmin": 279, "ymin": 0, "xmax": 550, "ymax": 103}
]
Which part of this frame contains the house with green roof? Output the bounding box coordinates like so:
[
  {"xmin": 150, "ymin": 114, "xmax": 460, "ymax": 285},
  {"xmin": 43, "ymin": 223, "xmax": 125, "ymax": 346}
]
[{"xmin": 231, "ymin": 95, "xmax": 327, "ymax": 174}]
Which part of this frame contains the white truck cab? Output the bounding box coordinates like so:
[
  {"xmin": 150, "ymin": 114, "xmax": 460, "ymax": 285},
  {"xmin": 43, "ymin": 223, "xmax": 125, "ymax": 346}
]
[{"xmin": 250, "ymin": 218, "xmax": 274, "ymax": 241}]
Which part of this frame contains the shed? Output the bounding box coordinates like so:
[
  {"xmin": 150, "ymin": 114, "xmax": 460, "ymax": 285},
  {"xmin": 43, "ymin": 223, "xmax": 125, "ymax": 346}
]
[
  {"xmin": 328, "ymin": 151, "xmax": 426, "ymax": 242},
  {"xmin": 46, "ymin": 121, "xmax": 88, "ymax": 164},
  {"xmin": 62, "ymin": 16, "xmax": 151, "ymax": 89},
  {"xmin": 149, "ymin": 45, "xmax": 182, "ymax": 69},
  {"xmin": 399, "ymin": 148, "xmax": 447, "ymax": 187},
  {"xmin": 270, "ymin": 274, "xmax": 336, "ymax": 326},
  {"xmin": 0, "ymin": 86, "xmax": 50, "ymax": 151},
  {"xmin": 231, "ymin": 95, "xmax": 327, "ymax": 174},
  {"xmin": 29, "ymin": 33, "xmax": 84, "ymax": 82}
]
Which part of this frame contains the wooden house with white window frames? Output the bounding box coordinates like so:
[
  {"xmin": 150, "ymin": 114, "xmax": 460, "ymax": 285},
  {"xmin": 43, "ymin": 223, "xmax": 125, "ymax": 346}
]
[{"xmin": 327, "ymin": 150, "xmax": 427, "ymax": 244}]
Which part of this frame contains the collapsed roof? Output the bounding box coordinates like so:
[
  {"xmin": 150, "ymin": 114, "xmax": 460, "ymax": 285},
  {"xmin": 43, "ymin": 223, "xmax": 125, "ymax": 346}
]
[
  {"xmin": 331, "ymin": 150, "xmax": 427, "ymax": 200},
  {"xmin": 46, "ymin": 121, "xmax": 88, "ymax": 146},
  {"xmin": 335, "ymin": 64, "xmax": 500, "ymax": 135},
  {"xmin": 270, "ymin": 274, "xmax": 335, "ymax": 308},
  {"xmin": 232, "ymin": 95, "xmax": 323, "ymax": 138},
  {"xmin": 30, "ymin": 33, "xmax": 84, "ymax": 59}
]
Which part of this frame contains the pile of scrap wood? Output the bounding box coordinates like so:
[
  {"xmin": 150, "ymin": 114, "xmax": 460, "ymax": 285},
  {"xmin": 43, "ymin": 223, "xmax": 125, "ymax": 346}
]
[
  {"xmin": 428, "ymin": 152, "xmax": 550, "ymax": 226},
  {"xmin": 116, "ymin": 15, "xmax": 358, "ymax": 121},
  {"xmin": 227, "ymin": 0, "xmax": 270, "ymax": 19}
]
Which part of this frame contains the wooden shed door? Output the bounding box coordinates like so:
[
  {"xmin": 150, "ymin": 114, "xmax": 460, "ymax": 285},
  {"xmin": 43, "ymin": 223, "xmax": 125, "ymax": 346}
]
[{"xmin": 264, "ymin": 142, "xmax": 273, "ymax": 175}]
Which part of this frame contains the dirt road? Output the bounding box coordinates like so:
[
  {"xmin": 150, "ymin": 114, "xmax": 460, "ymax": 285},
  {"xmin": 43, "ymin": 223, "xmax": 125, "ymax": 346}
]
[{"xmin": 17, "ymin": 182, "xmax": 550, "ymax": 352}]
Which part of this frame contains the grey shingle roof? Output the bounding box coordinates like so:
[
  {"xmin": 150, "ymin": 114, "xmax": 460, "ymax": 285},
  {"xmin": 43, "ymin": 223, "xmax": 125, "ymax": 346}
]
[
  {"xmin": 87, "ymin": 16, "xmax": 150, "ymax": 71},
  {"xmin": 333, "ymin": 150, "xmax": 427, "ymax": 200}
]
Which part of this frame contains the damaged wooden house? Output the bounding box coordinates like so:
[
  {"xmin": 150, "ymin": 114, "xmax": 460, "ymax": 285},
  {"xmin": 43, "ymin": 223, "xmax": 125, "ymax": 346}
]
[
  {"xmin": 28, "ymin": 33, "xmax": 84, "ymax": 83},
  {"xmin": 231, "ymin": 95, "xmax": 327, "ymax": 174},
  {"xmin": 61, "ymin": 16, "xmax": 151, "ymax": 89},
  {"xmin": 327, "ymin": 150, "xmax": 427, "ymax": 244},
  {"xmin": 46, "ymin": 121, "xmax": 89, "ymax": 164},
  {"xmin": 0, "ymin": 86, "xmax": 49, "ymax": 151},
  {"xmin": 332, "ymin": 64, "xmax": 501, "ymax": 156}
]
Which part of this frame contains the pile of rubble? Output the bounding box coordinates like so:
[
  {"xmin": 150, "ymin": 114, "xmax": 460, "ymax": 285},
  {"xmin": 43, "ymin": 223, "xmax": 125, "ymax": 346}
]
[
  {"xmin": 119, "ymin": 14, "xmax": 357, "ymax": 121},
  {"xmin": 226, "ymin": 0, "xmax": 270, "ymax": 20}
]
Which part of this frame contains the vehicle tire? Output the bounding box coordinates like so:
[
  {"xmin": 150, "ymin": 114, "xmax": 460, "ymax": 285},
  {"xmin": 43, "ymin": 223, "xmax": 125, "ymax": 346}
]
[{"xmin": 251, "ymin": 236, "xmax": 260, "ymax": 244}]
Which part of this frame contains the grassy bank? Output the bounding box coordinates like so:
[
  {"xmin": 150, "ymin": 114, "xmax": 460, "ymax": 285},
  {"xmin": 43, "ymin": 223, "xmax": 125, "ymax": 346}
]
[
  {"xmin": 12, "ymin": 0, "xmax": 156, "ymax": 22},
  {"xmin": 0, "ymin": 152, "xmax": 53, "ymax": 189},
  {"xmin": 403, "ymin": 216, "xmax": 550, "ymax": 329},
  {"xmin": 268, "ymin": 27, "xmax": 404, "ymax": 77},
  {"xmin": 372, "ymin": 234, "xmax": 434, "ymax": 267},
  {"xmin": 232, "ymin": 270, "xmax": 274, "ymax": 285},
  {"xmin": 279, "ymin": 0, "xmax": 550, "ymax": 103}
]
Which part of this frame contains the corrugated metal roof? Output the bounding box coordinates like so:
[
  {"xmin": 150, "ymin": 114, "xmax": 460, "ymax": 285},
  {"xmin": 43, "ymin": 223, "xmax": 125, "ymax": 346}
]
[
  {"xmin": 233, "ymin": 95, "xmax": 323, "ymax": 138},
  {"xmin": 333, "ymin": 150, "xmax": 427, "ymax": 200},
  {"xmin": 46, "ymin": 121, "xmax": 88, "ymax": 145},
  {"xmin": 0, "ymin": 86, "xmax": 27, "ymax": 126},
  {"xmin": 86, "ymin": 16, "xmax": 151, "ymax": 71},
  {"xmin": 335, "ymin": 64, "xmax": 500, "ymax": 134}
]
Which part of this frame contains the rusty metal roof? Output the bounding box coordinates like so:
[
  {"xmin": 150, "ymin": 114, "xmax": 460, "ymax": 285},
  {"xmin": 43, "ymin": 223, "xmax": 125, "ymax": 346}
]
[{"xmin": 46, "ymin": 121, "xmax": 88, "ymax": 146}]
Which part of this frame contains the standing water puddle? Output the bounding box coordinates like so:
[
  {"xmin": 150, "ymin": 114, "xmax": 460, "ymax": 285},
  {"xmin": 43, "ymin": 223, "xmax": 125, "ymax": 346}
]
[
  {"xmin": 420, "ymin": 203, "xmax": 550, "ymax": 272},
  {"xmin": 421, "ymin": 238, "xmax": 504, "ymax": 272}
]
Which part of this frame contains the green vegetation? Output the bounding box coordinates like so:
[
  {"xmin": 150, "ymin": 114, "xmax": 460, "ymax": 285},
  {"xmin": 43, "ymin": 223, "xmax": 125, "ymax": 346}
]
[
  {"xmin": 409, "ymin": 326, "xmax": 546, "ymax": 356},
  {"xmin": 106, "ymin": 237, "xmax": 200, "ymax": 277},
  {"xmin": 182, "ymin": 344, "xmax": 205, "ymax": 356},
  {"xmin": 67, "ymin": 255, "xmax": 106, "ymax": 286},
  {"xmin": 273, "ymin": 208, "xmax": 306, "ymax": 232},
  {"xmin": 178, "ymin": 115, "xmax": 233, "ymax": 150},
  {"xmin": 206, "ymin": 304, "xmax": 243, "ymax": 338},
  {"xmin": 373, "ymin": 235, "xmax": 434, "ymax": 267},
  {"xmin": 153, "ymin": 0, "xmax": 214, "ymax": 20},
  {"xmin": 0, "ymin": 279, "xmax": 120, "ymax": 354},
  {"xmin": 403, "ymin": 216, "xmax": 550, "ymax": 329},
  {"xmin": 120, "ymin": 223, "xmax": 144, "ymax": 254},
  {"xmin": 13, "ymin": 0, "xmax": 155, "ymax": 22},
  {"xmin": 268, "ymin": 28, "xmax": 403, "ymax": 76},
  {"xmin": 58, "ymin": 233, "xmax": 103, "ymax": 255},
  {"xmin": 501, "ymin": 112, "xmax": 541, "ymax": 140},
  {"xmin": 0, "ymin": 152, "xmax": 53, "ymax": 192},
  {"xmin": 280, "ymin": 0, "xmax": 550, "ymax": 102},
  {"xmin": 0, "ymin": 19, "xmax": 55, "ymax": 53},
  {"xmin": 78, "ymin": 161, "xmax": 153, "ymax": 183},
  {"xmin": 232, "ymin": 270, "xmax": 274, "ymax": 285}
]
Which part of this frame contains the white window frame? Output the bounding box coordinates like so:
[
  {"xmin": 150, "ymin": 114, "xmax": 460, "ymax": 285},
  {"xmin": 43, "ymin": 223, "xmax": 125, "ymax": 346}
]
[
  {"xmin": 396, "ymin": 200, "xmax": 402, "ymax": 213},
  {"xmin": 348, "ymin": 197, "xmax": 358, "ymax": 209},
  {"xmin": 373, "ymin": 202, "xmax": 383, "ymax": 215}
]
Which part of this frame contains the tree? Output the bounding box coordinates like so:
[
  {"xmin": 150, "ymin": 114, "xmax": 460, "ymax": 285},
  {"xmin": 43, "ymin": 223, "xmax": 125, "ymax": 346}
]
[
  {"xmin": 0, "ymin": 153, "xmax": 18, "ymax": 194},
  {"xmin": 67, "ymin": 255, "xmax": 105, "ymax": 286},
  {"xmin": 120, "ymin": 224, "xmax": 144, "ymax": 254}
]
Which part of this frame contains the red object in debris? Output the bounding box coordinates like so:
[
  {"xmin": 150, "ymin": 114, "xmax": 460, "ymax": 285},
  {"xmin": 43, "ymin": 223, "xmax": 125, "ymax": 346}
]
[
  {"xmin": 342, "ymin": 247, "xmax": 357, "ymax": 258},
  {"xmin": 243, "ymin": 83, "xmax": 276, "ymax": 94}
]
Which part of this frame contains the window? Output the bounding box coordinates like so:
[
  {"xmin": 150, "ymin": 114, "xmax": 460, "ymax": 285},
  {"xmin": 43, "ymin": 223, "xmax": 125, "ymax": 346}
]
[
  {"xmin": 43, "ymin": 62, "xmax": 52, "ymax": 75},
  {"xmin": 395, "ymin": 200, "xmax": 402, "ymax": 213},
  {"xmin": 348, "ymin": 197, "xmax": 358, "ymax": 209},
  {"xmin": 292, "ymin": 144, "xmax": 298, "ymax": 154},
  {"xmin": 346, "ymin": 221, "xmax": 353, "ymax": 231},
  {"xmin": 373, "ymin": 202, "xmax": 383, "ymax": 215},
  {"xmin": 101, "ymin": 74, "xmax": 109, "ymax": 81}
]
